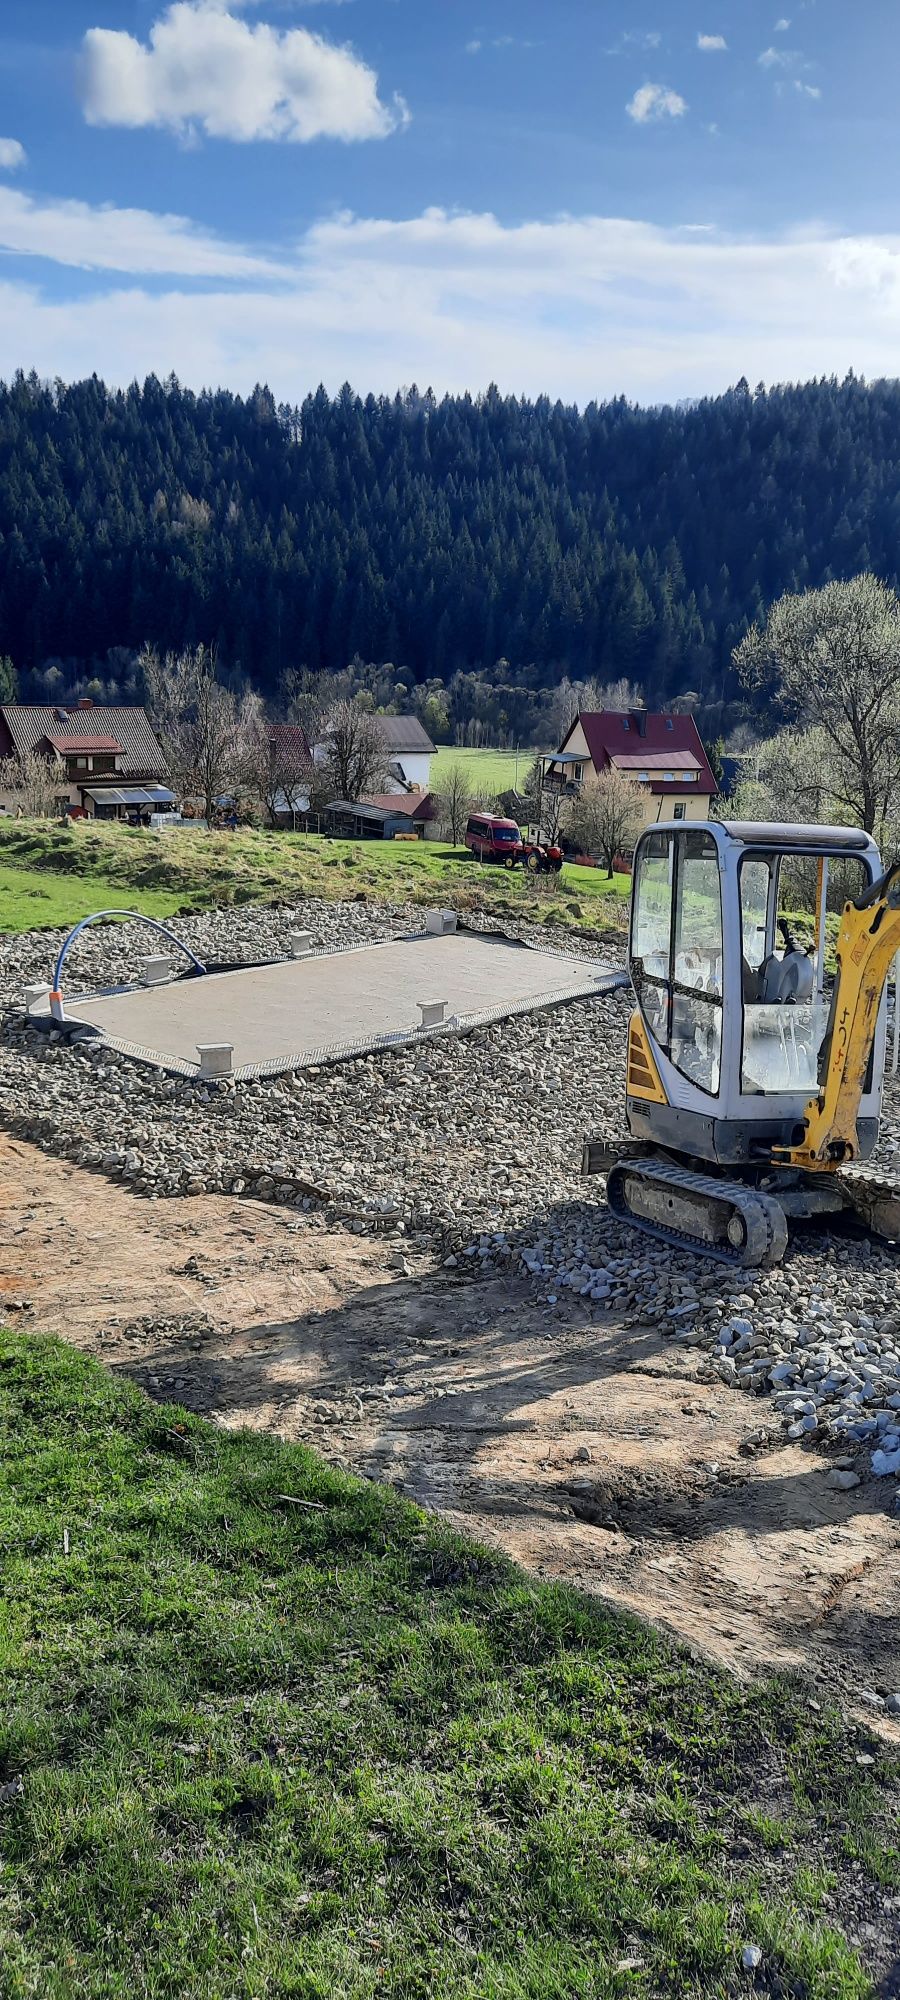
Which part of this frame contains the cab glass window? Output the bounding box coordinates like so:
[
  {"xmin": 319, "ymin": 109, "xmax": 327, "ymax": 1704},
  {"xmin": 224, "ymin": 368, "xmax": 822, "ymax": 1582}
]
[
  {"xmin": 740, "ymin": 850, "xmax": 870, "ymax": 1094},
  {"xmin": 670, "ymin": 833, "xmax": 723, "ymax": 1095},
  {"xmin": 631, "ymin": 832, "xmax": 673, "ymax": 1048},
  {"xmin": 740, "ymin": 857, "xmax": 772, "ymax": 972}
]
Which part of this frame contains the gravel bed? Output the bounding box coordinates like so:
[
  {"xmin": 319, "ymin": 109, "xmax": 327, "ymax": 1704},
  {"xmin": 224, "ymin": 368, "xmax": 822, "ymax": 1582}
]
[{"xmin": 2, "ymin": 898, "xmax": 899, "ymax": 1505}]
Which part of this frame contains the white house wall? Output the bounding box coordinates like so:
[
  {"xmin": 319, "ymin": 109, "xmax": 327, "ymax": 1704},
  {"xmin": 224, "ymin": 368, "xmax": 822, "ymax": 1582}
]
[{"xmin": 382, "ymin": 752, "xmax": 433, "ymax": 794}]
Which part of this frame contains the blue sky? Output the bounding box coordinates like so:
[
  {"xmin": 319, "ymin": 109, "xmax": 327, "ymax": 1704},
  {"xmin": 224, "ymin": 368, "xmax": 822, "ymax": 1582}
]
[{"xmin": 0, "ymin": 0, "xmax": 897, "ymax": 403}]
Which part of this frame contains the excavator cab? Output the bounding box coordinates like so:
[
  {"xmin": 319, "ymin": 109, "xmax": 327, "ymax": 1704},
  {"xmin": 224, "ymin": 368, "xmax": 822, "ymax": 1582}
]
[{"xmin": 585, "ymin": 821, "xmax": 900, "ymax": 1267}]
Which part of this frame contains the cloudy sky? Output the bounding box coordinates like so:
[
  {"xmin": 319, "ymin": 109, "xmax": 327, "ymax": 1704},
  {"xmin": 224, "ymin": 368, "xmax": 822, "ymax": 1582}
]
[{"xmin": 0, "ymin": 0, "xmax": 897, "ymax": 403}]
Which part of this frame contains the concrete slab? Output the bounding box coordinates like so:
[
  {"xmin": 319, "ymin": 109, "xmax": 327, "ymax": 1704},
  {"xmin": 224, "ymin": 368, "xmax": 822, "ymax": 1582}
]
[{"xmin": 39, "ymin": 930, "xmax": 625, "ymax": 1079}]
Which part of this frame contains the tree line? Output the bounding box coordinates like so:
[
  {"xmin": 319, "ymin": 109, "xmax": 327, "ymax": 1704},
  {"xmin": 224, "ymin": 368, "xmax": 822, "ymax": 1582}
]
[{"xmin": 2, "ymin": 369, "xmax": 899, "ymax": 735}]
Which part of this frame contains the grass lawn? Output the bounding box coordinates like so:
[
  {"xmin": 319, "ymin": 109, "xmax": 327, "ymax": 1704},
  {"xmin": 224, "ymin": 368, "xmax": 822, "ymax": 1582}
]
[
  {"xmin": 0, "ymin": 1332, "xmax": 896, "ymax": 2000},
  {"xmin": 0, "ymin": 820, "xmax": 631, "ymax": 938},
  {"xmin": 430, "ymin": 747, "xmax": 540, "ymax": 796},
  {"xmin": 0, "ymin": 861, "xmax": 186, "ymax": 935}
]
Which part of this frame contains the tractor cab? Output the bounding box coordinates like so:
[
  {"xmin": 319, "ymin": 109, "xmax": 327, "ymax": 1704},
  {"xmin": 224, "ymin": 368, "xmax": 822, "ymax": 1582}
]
[{"xmin": 627, "ymin": 820, "xmax": 887, "ymax": 1168}]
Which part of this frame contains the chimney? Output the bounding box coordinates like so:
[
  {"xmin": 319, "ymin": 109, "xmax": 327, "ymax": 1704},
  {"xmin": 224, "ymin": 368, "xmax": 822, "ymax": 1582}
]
[
  {"xmin": 634, "ymin": 709, "xmax": 647, "ymax": 738},
  {"xmin": 77, "ymin": 698, "xmax": 93, "ymax": 711}
]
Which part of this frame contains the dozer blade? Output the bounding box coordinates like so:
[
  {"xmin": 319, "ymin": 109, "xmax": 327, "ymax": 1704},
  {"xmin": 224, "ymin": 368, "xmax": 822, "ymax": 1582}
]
[
  {"xmin": 840, "ymin": 1173, "xmax": 900, "ymax": 1245},
  {"xmin": 606, "ymin": 1156, "xmax": 789, "ymax": 1269}
]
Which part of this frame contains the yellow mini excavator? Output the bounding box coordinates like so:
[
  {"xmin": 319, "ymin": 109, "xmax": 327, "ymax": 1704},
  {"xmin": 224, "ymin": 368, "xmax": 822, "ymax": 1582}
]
[{"xmin": 583, "ymin": 819, "xmax": 900, "ymax": 1267}]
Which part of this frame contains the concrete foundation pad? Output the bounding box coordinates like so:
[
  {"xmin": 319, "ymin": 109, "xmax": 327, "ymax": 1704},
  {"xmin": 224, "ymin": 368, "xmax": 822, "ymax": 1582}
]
[{"xmin": 38, "ymin": 929, "xmax": 626, "ymax": 1079}]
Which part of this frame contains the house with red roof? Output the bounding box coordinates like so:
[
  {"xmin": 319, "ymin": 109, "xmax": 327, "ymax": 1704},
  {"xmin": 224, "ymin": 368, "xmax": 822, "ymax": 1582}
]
[
  {"xmin": 0, "ymin": 700, "xmax": 174, "ymax": 820},
  {"xmin": 542, "ymin": 709, "xmax": 717, "ymax": 834}
]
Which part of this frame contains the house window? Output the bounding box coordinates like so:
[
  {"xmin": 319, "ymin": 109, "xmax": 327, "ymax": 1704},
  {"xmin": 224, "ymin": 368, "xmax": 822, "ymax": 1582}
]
[
  {"xmin": 673, "ymin": 803, "xmax": 686, "ymax": 820},
  {"xmin": 665, "ymin": 718, "xmax": 674, "ymax": 730},
  {"xmin": 638, "ymin": 771, "xmax": 649, "ymax": 782}
]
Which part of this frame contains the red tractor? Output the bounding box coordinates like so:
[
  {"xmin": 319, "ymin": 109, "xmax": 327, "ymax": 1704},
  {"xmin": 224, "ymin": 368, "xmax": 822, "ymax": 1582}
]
[{"xmin": 520, "ymin": 836, "xmax": 564, "ymax": 875}]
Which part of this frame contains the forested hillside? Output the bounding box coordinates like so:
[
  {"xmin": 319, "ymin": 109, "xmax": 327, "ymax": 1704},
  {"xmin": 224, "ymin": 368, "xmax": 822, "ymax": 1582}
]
[{"xmin": 0, "ymin": 369, "xmax": 894, "ymax": 720}]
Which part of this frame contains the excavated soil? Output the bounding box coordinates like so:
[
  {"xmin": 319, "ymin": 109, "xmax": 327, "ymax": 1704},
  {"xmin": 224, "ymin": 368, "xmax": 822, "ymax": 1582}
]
[{"xmin": 2, "ymin": 1130, "xmax": 899, "ymax": 1722}]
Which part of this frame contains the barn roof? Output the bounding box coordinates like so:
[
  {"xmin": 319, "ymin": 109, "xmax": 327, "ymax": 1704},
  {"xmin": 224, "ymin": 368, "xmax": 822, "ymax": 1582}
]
[
  {"xmin": 371, "ymin": 715, "xmax": 436, "ymax": 756},
  {"xmin": 361, "ymin": 791, "xmax": 437, "ymax": 820}
]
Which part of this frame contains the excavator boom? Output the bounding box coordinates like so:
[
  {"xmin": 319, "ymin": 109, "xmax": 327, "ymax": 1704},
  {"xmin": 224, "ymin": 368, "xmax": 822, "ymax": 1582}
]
[{"xmin": 786, "ymin": 860, "xmax": 900, "ymax": 1169}]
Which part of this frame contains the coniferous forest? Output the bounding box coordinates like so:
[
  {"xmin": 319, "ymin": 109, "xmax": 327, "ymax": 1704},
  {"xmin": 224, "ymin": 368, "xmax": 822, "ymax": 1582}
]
[{"xmin": 0, "ymin": 368, "xmax": 894, "ymax": 725}]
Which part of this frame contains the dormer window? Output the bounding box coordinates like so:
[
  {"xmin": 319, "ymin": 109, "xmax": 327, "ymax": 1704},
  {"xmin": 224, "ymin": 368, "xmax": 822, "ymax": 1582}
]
[
  {"xmin": 622, "ymin": 717, "xmax": 630, "ymax": 731},
  {"xmin": 665, "ymin": 718, "xmax": 674, "ymax": 730}
]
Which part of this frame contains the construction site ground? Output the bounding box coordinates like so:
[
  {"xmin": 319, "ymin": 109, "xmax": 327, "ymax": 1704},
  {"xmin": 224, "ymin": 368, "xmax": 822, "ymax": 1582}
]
[{"xmin": 4, "ymin": 1126, "xmax": 898, "ymax": 1725}]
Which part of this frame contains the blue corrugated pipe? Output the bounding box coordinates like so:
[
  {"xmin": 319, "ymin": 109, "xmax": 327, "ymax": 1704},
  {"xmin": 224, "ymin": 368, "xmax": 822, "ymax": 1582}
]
[{"xmin": 49, "ymin": 912, "xmax": 206, "ymax": 1022}]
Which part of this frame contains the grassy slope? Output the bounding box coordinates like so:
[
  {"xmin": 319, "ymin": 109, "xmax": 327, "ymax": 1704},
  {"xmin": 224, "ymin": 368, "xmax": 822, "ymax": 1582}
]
[
  {"xmin": 0, "ymin": 861, "xmax": 185, "ymax": 935},
  {"xmin": 0, "ymin": 1331, "xmax": 896, "ymax": 2000},
  {"xmin": 0, "ymin": 821, "xmax": 630, "ymax": 937}
]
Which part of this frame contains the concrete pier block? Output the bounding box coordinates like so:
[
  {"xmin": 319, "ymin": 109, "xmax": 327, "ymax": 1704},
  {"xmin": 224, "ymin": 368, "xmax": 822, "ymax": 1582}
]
[
  {"xmin": 140, "ymin": 955, "xmax": 173, "ymax": 987},
  {"xmin": 196, "ymin": 1042, "xmax": 234, "ymax": 1079},
  {"xmin": 23, "ymin": 982, "xmax": 52, "ymax": 1013},
  {"xmin": 424, "ymin": 909, "xmax": 457, "ymax": 935},
  {"xmin": 417, "ymin": 999, "xmax": 448, "ymax": 1029}
]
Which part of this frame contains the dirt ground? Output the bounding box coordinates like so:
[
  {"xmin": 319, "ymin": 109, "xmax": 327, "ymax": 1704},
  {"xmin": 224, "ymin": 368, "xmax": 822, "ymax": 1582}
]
[{"xmin": 2, "ymin": 1129, "xmax": 899, "ymax": 1723}]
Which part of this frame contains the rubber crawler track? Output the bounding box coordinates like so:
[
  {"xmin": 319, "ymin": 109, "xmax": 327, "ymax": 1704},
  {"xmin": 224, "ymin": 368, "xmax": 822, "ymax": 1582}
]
[{"xmin": 606, "ymin": 1156, "xmax": 789, "ymax": 1268}]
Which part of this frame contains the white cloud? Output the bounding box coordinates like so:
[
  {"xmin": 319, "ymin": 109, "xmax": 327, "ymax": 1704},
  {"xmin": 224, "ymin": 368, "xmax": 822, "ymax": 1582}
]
[
  {"xmin": 774, "ymin": 17, "xmax": 791, "ymax": 29},
  {"xmin": 627, "ymin": 83, "xmax": 687, "ymax": 122},
  {"xmin": 794, "ymin": 79, "xmax": 821, "ymax": 98},
  {"xmin": 759, "ymin": 45, "xmax": 798, "ymax": 66},
  {"xmin": 466, "ymin": 34, "xmax": 536, "ymax": 53},
  {"xmin": 609, "ymin": 30, "xmax": 662, "ymax": 53},
  {"xmin": 80, "ymin": 1, "xmax": 407, "ymax": 144},
  {"xmin": 697, "ymin": 33, "xmax": 727, "ymax": 50},
  {"xmin": 0, "ymin": 186, "xmax": 286, "ymax": 277},
  {"xmin": 7, "ymin": 206, "xmax": 900, "ymax": 407},
  {"xmin": 0, "ymin": 139, "xmax": 26, "ymax": 172}
]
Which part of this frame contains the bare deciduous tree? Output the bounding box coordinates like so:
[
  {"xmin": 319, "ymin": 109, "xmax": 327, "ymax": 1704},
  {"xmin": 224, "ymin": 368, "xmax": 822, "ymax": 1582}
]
[
  {"xmin": 141, "ymin": 643, "xmax": 253, "ymax": 826},
  {"xmin": 438, "ymin": 763, "xmax": 474, "ymax": 845},
  {"xmin": 548, "ymin": 675, "xmax": 644, "ymax": 748},
  {"xmin": 734, "ymin": 576, "xmax": 900, "ymax": 835},
  {"xmin": 0, "ymin": 748, "xmax": 61, "ymax": 818},
  {"xmin": 243, "ymin": 697, "xmax": 315, "ymax": 826},
  {"xmin": 320, "ymin": 698, "xmax": 389, "ymax": 801},
  {"xmin": 563, "ymin": 767, "xmax": 645, "ymax": 877},
  {"xmin": 521, "ymin": 755, "xmax": 564, "ymax": 842}
]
